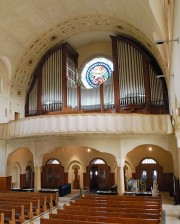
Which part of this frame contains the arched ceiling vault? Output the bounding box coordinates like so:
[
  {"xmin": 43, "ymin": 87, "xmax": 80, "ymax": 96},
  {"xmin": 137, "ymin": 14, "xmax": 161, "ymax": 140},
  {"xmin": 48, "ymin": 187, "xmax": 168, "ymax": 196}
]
[{"xmin": 0, "ymin": 0, "xmax": 173, "ymax": 94}]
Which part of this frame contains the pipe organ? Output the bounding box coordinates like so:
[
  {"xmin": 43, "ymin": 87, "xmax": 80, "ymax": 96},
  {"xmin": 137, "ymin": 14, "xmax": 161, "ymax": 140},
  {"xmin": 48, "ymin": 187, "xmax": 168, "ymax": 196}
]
[
  {"xmin": 25, "ymin": 36, "xmax": 169, "ymax": 116},
  {"xmin": 104, "ymin": 75, "xmax": 114, "ymax": 110},
  {"xmin": 81, "ymin": 87, "xmax": 101, "ymax": 111},
  {"xmin": 41, "ymin": 49, "xmax": 63, "ymax": 112},
  {"xmin": 117, "ymin": 41, "xmax": 145, "ymax": 107},
  {"xmin": 149, "ymin": 64, "xmax": 164, "ymax": 106},
  {"xmin": 111, "ymin": 36, "xmax": 169, "ymax": 113},
  {"xmin": 29, "ymin": 80, "xmax": 37, "ymax": 115}
]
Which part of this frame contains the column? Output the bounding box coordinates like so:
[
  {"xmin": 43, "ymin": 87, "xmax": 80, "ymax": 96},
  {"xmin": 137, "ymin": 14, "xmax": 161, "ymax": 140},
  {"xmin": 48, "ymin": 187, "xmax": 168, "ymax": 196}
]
[
  {"xmin": 34, "ymin": 166, "xmax": 41, "ymax": 192},
  {"xmin": 0, "ymin": 140, "xmax": 7, "ymax": 176},
  {"xmin": 175, "ymin": 131, "xmax": 180, "ymax": 179},
  {"xmin": 116, "ymin": 159, "xmax": 125, "ymax": 195}
]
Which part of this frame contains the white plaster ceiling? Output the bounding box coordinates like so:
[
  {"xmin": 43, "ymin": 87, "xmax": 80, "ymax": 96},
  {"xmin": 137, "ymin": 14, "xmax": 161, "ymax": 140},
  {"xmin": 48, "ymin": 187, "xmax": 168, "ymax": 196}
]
[{"xmin": 0, "ymin": 0, "xmax": 173, "ymax": 93}]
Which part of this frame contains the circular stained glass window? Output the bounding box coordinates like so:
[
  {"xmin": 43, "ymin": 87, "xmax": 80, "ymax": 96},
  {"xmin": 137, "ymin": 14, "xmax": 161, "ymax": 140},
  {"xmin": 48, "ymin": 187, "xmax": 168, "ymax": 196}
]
[{"xmin": 81, "ymin": 57, "xmax": 113, "ymax": 89}]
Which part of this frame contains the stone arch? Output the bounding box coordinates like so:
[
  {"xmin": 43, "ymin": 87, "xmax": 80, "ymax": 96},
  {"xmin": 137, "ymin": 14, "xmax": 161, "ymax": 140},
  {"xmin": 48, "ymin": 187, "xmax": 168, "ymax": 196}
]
[
  {"xmin": 40, "ymin": 144, "xmax": 118, "ymax": 190},
  {"xmin": 126, "ymin": 144, "xmax": 173, "ymax": 173},
  {"xmin": 7, "ymin": 147, "xmax": 34, "ymax": 175},
  {"xmin": 0, "ymin": 55, "xmax": 11, "ymax": 96},
  {"xmin": 125, "ymin": 144, "xmax": 174, "ymax": 192}
]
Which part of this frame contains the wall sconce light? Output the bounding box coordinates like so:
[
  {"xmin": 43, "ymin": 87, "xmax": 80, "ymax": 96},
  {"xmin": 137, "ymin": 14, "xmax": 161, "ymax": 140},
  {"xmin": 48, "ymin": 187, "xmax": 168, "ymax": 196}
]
[
  {"xmin": 148, "ymin": 147, "xmax": 152, "ymax": 151},
  {"xmin": 157, "ymin": 75, "xmax": 164, "ymax": 78},
  {"xmin": 157, "ymin": 74, "xmax": 174, "ymax": 79},
  {"xmin": 154, "ymin": 37, "xmax": 179, "ymax": 45}
]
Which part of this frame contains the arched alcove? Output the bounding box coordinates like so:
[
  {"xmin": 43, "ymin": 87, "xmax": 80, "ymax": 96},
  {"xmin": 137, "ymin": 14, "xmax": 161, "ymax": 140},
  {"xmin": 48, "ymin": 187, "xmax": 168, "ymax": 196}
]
[
  {"xmin": 125, "ymin": 144, "xmax": 174, "ymax": 193},
  {"xmin": 7, "ymin": 147, "xmax": 34, "ymax": 189},
  {"xmin": 11, "ymin": 163, "xmax": 21, "ymax": 188}
]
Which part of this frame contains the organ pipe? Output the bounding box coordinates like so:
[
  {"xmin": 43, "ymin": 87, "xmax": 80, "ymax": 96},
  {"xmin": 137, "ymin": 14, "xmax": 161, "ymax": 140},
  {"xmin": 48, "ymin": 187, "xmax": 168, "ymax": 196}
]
[
  {"xmin": 41, "ymin": 49, "xmax": 63, "ymax": 112},
  {"xmin": 29, "ymin": 80, "xmax": 37, "ymax": 115},
  {"xmin": 149, "ymin": 65, "xmax": 164, "ymax": 106},
  {"xmin": 117, "ymin": 40, "xmax": 145, "ymax": 106}
]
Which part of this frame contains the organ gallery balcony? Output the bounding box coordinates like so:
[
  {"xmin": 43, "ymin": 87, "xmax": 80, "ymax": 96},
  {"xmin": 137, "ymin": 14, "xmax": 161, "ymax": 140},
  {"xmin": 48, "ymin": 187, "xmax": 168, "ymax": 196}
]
[{"xmin": 0, "ymin": 114, "xmax": 173, "ymax": 139}]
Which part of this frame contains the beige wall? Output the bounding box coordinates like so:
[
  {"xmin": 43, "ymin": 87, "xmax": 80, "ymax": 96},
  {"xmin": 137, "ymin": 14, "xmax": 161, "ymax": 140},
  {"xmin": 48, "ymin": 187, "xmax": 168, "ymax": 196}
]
[
  {"xmin": 42, "ymin": 146, "xmax": 116, "ymax": 188},
  {"xmin": 126, "ymin": 145, "xmax": 173, "ymax": 173},
  {"xmin": 4, "ymin": 132, "xmax": 177, "ymax": 189},
  {"xmin": 77, "ymin": 42, "xmax": 112, "ymax": 70}
]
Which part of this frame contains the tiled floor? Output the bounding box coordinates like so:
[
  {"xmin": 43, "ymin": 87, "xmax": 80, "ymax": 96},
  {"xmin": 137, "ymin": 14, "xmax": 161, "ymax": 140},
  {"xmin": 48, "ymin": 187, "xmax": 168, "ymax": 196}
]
[
  {"xmin": 161, "ymin": 192, "xmax": 180, "ymax": 224},
  {"xmin": 25, "ymin": 190, "xmax": 180, "ymax": 224}
]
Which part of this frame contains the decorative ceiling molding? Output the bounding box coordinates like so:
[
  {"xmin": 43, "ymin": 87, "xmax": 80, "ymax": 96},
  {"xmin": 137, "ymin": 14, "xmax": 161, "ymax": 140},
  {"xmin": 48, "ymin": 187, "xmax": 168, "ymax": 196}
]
[{"xmin": 12, "ymin": 14, "xmax": 166, "ymax": 94}]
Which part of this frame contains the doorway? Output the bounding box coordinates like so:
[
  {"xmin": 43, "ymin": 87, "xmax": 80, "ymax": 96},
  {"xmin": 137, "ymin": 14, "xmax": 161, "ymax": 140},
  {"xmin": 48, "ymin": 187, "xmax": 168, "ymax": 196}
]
[
  {"xmin": 87, "ymin": 158, "xmax": 112, "ymax": 191},
  {"xmin": 136, "ymin": 158, "xmax": 163, "ymax": 191}
]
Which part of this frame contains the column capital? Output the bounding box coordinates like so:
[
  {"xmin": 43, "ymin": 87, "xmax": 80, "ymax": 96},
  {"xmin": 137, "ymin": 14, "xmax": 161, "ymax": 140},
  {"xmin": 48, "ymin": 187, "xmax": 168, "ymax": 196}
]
[{"xmin": 116, "ymin": 158, "xmax": 125, "ymax": 167}]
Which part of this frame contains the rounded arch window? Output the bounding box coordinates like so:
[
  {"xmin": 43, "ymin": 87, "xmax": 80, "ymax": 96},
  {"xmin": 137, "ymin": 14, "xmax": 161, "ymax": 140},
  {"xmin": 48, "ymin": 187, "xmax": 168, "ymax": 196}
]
[
  {"xmin": 91, "ymin": 158, "xmax": 106, "ymax": 165},
  {"xmin": 141, "ymin": 158, "xmax": 157, "ymax": 164},
  {"xmin": 81, "ymin": 57, "xmax": 113, "ymax": 89},
  {"xmin": 46, "ymin": 159, "xmax": 60, "ymax": 165}
]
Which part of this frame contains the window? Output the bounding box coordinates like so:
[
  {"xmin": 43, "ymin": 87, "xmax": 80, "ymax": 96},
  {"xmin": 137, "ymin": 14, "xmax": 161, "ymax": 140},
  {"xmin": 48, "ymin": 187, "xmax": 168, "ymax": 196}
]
[
  {"xmin": 81, "ymin": 57, "xmax": 113, "ymax": 89},
  {"xmin": 153, "ymin": 170, "xmax": 157, "ymax": 179},
  {"xmin": 141, "ymin": 158, "xmax": 156, "ymax": 164},
  {"xmin": 91, "ymin": 159, "xmax": 105, "ymax": 164},
  {"xmin": 141, "ymin": 170, "xmax": 147, "ymax": 179},
  {"xmin": 46, "ymin": 159, "xmax": 60, "ymax": 164}
]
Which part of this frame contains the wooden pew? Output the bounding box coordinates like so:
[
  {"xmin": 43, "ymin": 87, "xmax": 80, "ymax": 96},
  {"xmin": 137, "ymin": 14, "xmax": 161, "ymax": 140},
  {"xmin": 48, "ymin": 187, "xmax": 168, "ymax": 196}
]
[
  {"xmin": 0, "ymin": 191, "xmax": 58, "ymax": 210},
  {"xmin": 0, "ymin": 213, "xmax": 4, "ymax": 224},
  {"xmin": 81, "ymin": 194, "xmax": 161, "ymax": 201},
  {"xmin": 69, "ymin": 200, "xmax": 161, "ymax": 209},
  {"xmin": 56, "ymin": 209, "xmax": 161, "ymax": 219},
  {"xmin": 0, "ymin": 197, "xmax": 39, "ymax": 217},
  {"xmin": 80, "ymin": 195, "xmax": 162, "ymax": 203},
  {"xmin": 79, "ymin": 194, "xmax": 161, "ymax": 201},
  {"xmin": 41, "ymin": 216, "xmax": 160, "ymax": 224},
  {"xmin": 41, "ymin": 217, "xmax": 113, "ymax": 224},
  {"xmin": 76, "ymin": 198, "xmax": 161, "ymax": 206},
  {"xmin": 0, "ymin": 205, "xmax": 25, "ymax": 223},
  {"xmin": 0, "ymin": 193, "xmax": 43, "ymax": 213},
  {"xmin": 60, "ymin": 194, "xmax": 162, "ymax": 224},
  {"xmin": 0, "ymin": 209, "xmax": 15, "ymax": 224},
  {"xmin": 50, "ymin": 212, "xmax": 161, "ymax": 221},
  {"xmin": 0, "ymin": 191, "xmax": 59, "ymax": 223},
  {"xmin": 63, "ymin": 204, "xmax": 161, "ymax": 214}
]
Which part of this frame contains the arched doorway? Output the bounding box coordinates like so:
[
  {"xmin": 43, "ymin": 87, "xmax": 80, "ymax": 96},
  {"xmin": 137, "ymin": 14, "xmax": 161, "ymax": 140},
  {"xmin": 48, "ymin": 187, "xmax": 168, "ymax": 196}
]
[
  {"xmin": 136, "ymin": 158, "xmax": 163, "ymax": 191},
  {"xmin": 86, "ymin": 158, "xmax": 112, "ymax": 191},
  {"xmin": 41, "ymin": 158, "xmax": 65, "ymax": 188},
  {"xmin": 126, "ymin": 145, "xmax": 174, "ymax": 193}
]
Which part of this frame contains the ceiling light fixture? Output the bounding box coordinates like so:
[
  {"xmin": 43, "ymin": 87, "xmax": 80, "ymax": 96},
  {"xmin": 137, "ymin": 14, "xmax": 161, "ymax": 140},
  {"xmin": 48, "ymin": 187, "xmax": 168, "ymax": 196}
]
[{"xmin": 154, "ymin": 37, "xmax": 179, "ymax": 45}]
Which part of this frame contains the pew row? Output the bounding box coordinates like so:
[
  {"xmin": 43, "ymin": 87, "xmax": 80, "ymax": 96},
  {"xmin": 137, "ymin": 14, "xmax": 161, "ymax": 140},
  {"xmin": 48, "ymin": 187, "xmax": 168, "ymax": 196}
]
[
  {"xmin": 41, "ymin": 216, "xmax": 160, "ymax": 224},
  {"xmin": 81, "ymin": 194, "xmax": 161, "ymax": 201},
  {"xmin": 50, "ymin": 211, "xmax": 161, "ymax": 221},
  {"xmin": 63, "ymin": 204, "xmax": 161, "ymax": 214},
  {"xmin": 0, "ymin": 213, "xmax": 4, "ymax": 224},
  {"xmin": 57, "ymin": 209, "xmax": 161, "ymax": 219},
  {"xmin": 0, "ymin": 191, "xmax": 58, "ymax": 223},
  {"xmin": 0, "ymin": 209, "xmax": 15, "ymax": 224}
]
